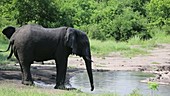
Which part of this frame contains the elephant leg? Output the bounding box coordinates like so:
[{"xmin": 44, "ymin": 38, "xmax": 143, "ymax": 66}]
[
  {"xmin": 16, "ymin": 49, "xmax": 34, "ymax": 85},
  {"xmin": 19, "ymin": 62, "xmax": 24, "ymax": 82},
  {"xmin": 54, "ymin": 56, "xmax": 68, "ymax": 89},
  {"xmin": 14, "ymin": 52, "xmax": 24, "ymax": 83},
  {"xmin": 20, "ymin": 61, "xmax": 34, "ymax": 85},
  {"xmin": 14, "ymin": 53, "xmax": 24, "ymax": 82}
]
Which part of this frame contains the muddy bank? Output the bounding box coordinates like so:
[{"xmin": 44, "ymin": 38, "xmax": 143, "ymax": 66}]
[
  {"xmin": 141, "ymin": 66, "xmax": 170, "ymax": 85},
  {"xmin": 0, "ymin": 63, "xmax": 84, "ymax": 89}
]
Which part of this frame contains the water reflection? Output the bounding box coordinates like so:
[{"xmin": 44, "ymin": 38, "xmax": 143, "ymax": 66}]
[{"xmin": 70, "ymin": 71, "xmax": 170, "ymax": 96}]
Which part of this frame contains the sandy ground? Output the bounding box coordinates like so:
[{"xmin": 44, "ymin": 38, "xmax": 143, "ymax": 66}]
[
  {"xmin": 69, "ymin": 44, "xmax": 170, "ymax": 71},
  {"xmin": 0, "ymin": 44, "xmax": 170, "ymax": 90}
]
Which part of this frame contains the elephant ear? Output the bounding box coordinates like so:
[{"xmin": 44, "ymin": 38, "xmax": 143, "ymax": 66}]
[
  {"xmin": 2, "ymin": 26, "xmax": 16, "ymax": 39},
  {"xmin": 65, "ymin": 28, "xmax": 78, "ymax": 55},
  {"xmin": 65, "ymin": 28, "xmax": 91, "ymax": 57}
]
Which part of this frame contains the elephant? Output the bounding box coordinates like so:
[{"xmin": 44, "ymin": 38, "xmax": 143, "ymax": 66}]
[{"xmin": 1, "ymin": 24, "xmax": 94, "ymax": 91}]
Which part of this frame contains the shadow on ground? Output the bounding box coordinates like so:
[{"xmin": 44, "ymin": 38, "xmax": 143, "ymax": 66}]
[{"xmin": 0, "ymin": 64, "xmax": 84, "ymax": 89}]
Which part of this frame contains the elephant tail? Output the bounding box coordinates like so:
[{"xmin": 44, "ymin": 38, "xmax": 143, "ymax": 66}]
[
  {"xmin": 0, "ymin": 42, "xmax": 11, "ymax": 52},
  {"xmin": 0, "ymin": 41, "xmax": 14, "ymax": 59},
  {"xmin": 7, "ymin": 46, "xmax": 13, "ymax": 59}
]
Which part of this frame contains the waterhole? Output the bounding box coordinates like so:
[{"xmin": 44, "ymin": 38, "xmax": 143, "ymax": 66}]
[{"xmin": 70, "ymin": 71, "xmax": 170, "ymax": 96}]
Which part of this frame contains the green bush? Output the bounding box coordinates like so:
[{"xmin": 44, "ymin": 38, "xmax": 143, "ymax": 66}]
[
  {"xmin": 1, "ymin": 0, "xmax": 170, "ymax": 41},
  {"xmin": 86, "ymin": 6, "xmax": 149, "ymax": 41},
  {"xmin": 146, "ymin": 0, "xmax": 170, "ymax": 28}
]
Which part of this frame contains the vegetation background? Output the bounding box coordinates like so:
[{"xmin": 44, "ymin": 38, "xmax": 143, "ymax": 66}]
[{"xmin": 1, "ymin": 0, "xmax": 170, "ymax": 41}]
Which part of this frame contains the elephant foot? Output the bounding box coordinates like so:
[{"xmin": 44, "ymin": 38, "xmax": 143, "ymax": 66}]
[
  {"xmin": 22, "ymin": 80, "xmax": 34, "ymax": 86},
  {"xmin": 54, "ymin": 85, "xmax": 65, "ymax": 90}
]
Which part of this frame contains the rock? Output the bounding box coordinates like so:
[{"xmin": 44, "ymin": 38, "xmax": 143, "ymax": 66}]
[
  {"xmin": 167, "ymin": 72, "xmax": 170, "ymax": 76},
  {"xmin": 164, "ymin": 71, "xmax": 169, "ymax": 74},
  {"xmin": 151, "ymin": 71, "xmax": 170, "ymax": 84},
  {"xmin": 164, "ymin": 66, "xmax": 170, "ymax": 71},
  {"xmin": 138, "ymin": 68, "xmax": 145, "ymax": 71},
  {"xmin": 155, "ymin": 74, "xmax": 161, "ymax": 79}
]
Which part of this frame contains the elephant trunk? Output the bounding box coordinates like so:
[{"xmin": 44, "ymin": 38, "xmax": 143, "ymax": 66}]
[{"xmin": 83, "ymin": 55, "xmax": 94, "ymax": 91}]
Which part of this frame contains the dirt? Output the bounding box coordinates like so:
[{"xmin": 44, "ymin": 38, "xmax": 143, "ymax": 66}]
[
  {"xmin": 0, "ymin": 44, "xmax": 170, "ymax": 91},
  {"xmin": 69, "ymin": 44, "xmax": 170, "ymax": 72}
]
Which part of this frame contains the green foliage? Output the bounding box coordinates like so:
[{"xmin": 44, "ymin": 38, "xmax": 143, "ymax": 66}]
[
  {"xmin": 148, "ymin": 82, "xmax": 159, "ymax": 90},
  {"xmin": 148, "ymin": 82, "xmax": 159, "ymax": 96},
  {"xmin": 146, "ymin": 0, "xmax": 170, "ymax": 28},
  {"xmin": 0, "ymin": 0, "xmax": 17, "ymax": 28},
  {"xmin": 13, "ymin": 0, "xmax": 60, "ymax": 27},
  {"xmin": 55, "ymin": 0, "xmax": 76, "ymax": 27},
  {"xmin": 73, "ymin": 0, "xmax": 151, "ymax": 41},
  {"xmin": 0, "ymin": 0, "xmax": 170, "ymax": 41}
]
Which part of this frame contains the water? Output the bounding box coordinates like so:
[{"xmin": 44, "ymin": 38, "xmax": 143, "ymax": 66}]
[{"xmin": 70, "ymin": 71, "xmax": 170, "ymax": 96}]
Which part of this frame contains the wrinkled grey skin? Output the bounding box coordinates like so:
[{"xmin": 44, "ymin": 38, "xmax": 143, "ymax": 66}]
[{"xmin": 1, "ymin": 24, "xmax": 94, "ymax": 91}]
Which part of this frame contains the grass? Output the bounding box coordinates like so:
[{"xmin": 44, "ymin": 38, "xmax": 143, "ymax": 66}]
[
  {"xmin": 0, "ymin": 86, "xmax": 50, "ymax": 96},
  {"xmin": 0, "ymin": 84, "xmax": 143, "ymax": 96},
  {"xmin": 90, "ymin": 39, "xmax": 148, "ymax": 57},
  {"xmin": 90, "ymin": 31, "xmax": 170, "ymax": 57},
  {"xmin": 151, "ymin": 62, "xmax": 160, "ymax": 64},
  {"xmin": 131, "ymin": 72, "xmax": 155, "ymax": 77}
]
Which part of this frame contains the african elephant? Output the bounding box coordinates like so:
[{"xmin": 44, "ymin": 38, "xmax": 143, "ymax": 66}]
[{"xmin": 1, "ymin": 24, "xmax": 94, "ymax": 91}]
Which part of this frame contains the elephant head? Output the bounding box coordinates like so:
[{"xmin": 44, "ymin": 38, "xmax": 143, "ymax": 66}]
[
  {"xmin": 65, "ymin": 28, "xmax": 94, "ymax": 91},
  {"xmin": 2, "ymin": 26, "xmax": 16, "ymax": 39}
]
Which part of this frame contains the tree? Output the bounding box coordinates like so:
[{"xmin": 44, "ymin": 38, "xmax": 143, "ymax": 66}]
[
  {"xmin": 73, "ymin": 0, "xmax": 95, "ymax": 26},
  {"xmin": 130, "ymin": 0, "xmax": 150, "ymax": 16},
  {"xmin": 146, "ymin": 0, "xmax": 170, "ymax": 27},
  {"xmin": 0, "ymin": 0, "xmax": 16, "ymax": 28},
  {"xmin": 55, "ymin": 0, "xmax": 76, "ymax": 27},
  {"xmin": 14, "ymin": 0, "xmax": 60, "ymax": 27},
  {"xmin": 87, "ymin": 0, "xmax": 149, "ymax": 41}
]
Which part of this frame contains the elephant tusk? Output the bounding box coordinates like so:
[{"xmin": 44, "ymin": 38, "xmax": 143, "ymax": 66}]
[{"xmin": 85, "ymin": 56, "xmax": 93, "ymax": 62}]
